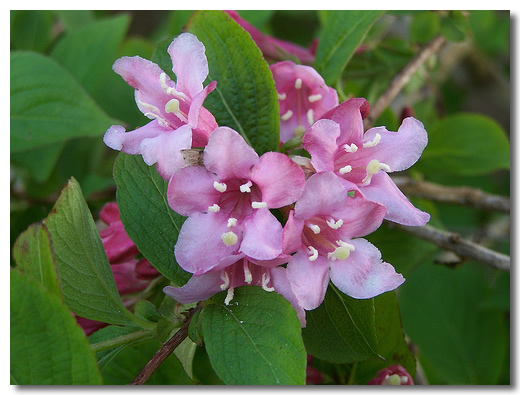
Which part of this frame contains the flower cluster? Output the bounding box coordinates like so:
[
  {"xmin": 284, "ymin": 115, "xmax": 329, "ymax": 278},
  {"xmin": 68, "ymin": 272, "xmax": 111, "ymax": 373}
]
[{"xmin": 104, "ymin": 32, "xmax": 429, "ymax": 327}]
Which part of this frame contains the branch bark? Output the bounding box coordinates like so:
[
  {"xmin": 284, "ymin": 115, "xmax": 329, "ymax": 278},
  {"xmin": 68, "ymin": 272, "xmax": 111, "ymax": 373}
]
[
  {"xmin": 130, "ymin": 304, "xmax": 202, "ymax": 385},
  {"xmin": 393, "ymin": 223, "xmax": 510, "ymax": 271},
  {"xmin": 364, "ymin": 35, "xmax": 447, "ymax": 129},
  {"xmin": 392, "ymin": 176, "xmax": 510, "ymax": 213}
]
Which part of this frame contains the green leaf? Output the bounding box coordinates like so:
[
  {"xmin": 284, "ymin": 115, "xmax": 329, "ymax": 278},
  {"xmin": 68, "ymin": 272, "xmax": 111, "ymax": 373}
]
[
  {"xmin": 416, "ymin": 113, "xmax": 510, "ymax": 176},
  {"xmin": 43, "ymin": 177, "xmax": 143, "ymax": 327},
  {"xmin": 410, "ymin": 11, "xmax": 440, "ymax": 44},
  {"xmin": 10, "ymin": 142, "xmax": 66, "ymax": 183},
  {"xmin": 188, "ymin": 10, "xmax": 280, "ymax": 154},
  {"xmin": 50, "ymin": 14, "xmax": 130, "ymax": 96},
  {"xmin": 202, "ymin": 287, "xmax": 306, "ymax": 385},
  {"xmin": 113, "ymin": 153, "xmax": 191, "ymax": 286},
  {"xmin": 314, "ymin": 10, "xmax": 384, "ymax": 84},
  {"xmin": 12, "ymin": 223, "xmax": 62, "ymax": 299},
  {"xmin": 10, "ymin": 51, "xmax": 117, "ymax": 152},
  {"xmin": 54, "ymin": 10, "xmax": 96, "ymax": 32},
  {"xmin": 302, "ymin": 284, "xmax": 379, "ymax": 363},
  {"xmin": 440, "ymin": 10, "xmax": 471, "ymax": 42},
  {"xmin": 10, "ymin": 10, "xmax": 55, "ymax": 52},
  {"xmin": 10, "ymin": 270, "xmax": 102, "ymax": 384}
]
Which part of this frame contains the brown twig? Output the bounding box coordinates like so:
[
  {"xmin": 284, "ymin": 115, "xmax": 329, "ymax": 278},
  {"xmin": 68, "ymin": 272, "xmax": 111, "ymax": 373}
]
[
  {"xmin": 394, "ymin": 223, "xmax": 510, "ymax": 271},
  {"xmin": 130, "ymin": 304, "xmax": 202, "ymax": 385},
  {"xmin": 392, "ymin": 176, "xmax": 510, "ymax": 214},
  {"xmin": 364, "ymin": 35, "xmax": 447, "ymax": 129}
]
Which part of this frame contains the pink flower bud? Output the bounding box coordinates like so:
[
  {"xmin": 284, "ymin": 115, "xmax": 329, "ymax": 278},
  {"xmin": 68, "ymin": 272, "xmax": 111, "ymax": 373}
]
[{"xmin": 368, "ymin": 365, "xmax": 414, "ymax": 385}]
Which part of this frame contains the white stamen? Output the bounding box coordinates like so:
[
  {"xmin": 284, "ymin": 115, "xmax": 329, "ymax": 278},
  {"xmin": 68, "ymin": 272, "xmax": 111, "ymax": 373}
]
[
  {"xmin": 344, "ymin": 143, "xmax": 358, "ymax": 153},
  {"xmin": 224, "ymin": 287, "xmax": 235, "ymax": 305},
  {"xmin": 213, "ymin": 181, "xmax": 227, "ymax": 193},
  {"xmin": 308, "ymin": 246, "xmax": 319, "ymax": 261},
  {"xmin": 281, "ymin": 110, "xmax": 294, "ymax": 121},
  {"xmin": 309, "ymin": 224, "xmax": 321, "ymax": 234},
  {"xmin": 361, "ymin": 159, "xmax": 391, "ymax": 184},
  {"xmin": 165, "ymin": 98, "xmax": 180, "ymax": 114},
  {"xmin": 208, "ymin": 204, "xmax": 220, "ymax": 212},
  {"xmin": 307, "ymin": 109, "xmax": 314, "ymax": 125},
  {"xmin": 339, "ymin": 165, "xmax": 352, "ymax": 174},
  {"xmin": 143, "ymin": 112, "xmax": 170, "ymax": 127},
  {"xmin": 294, "ymin": 78, "xmax": 303, "ymax": 89},
  {"xmin": 261, "ymin": 273, "xmax": 275, "ymax": 292},
  {"xmin": 327, "ymin": 240, "xmax": 355, "ymax": 261},
  {"xmin": 160, "ymin": 72, "xmax": 188, "ymax": 100},
  {"xmin": 138, "ymin": 100, "xmax": 161, "ymax": 115},
  {"xmin": 252, "ymin": 201, "xmax": 267, "ymax": 209},
  {"xmin": 243, "ymin": 261, "xmax": 253, "ymax": 284},
  {"xmin": 400, "ymin": 376, "xmax": 409, "ymax": 384},
  {"xmin": 362, "ymin": 133, "xmax": 381, "ymax": 148},
  {"xmin": 308, "ymin": 94, "xmax": 322, "ymax": 103},
  {"xmin": 278, "ymin": 92, "xmax": 287, "ymax": 100},
  {"xmin": 240, "ymin": 180, "xmax": 253, "ymax": 193},
  {"xmin": 327, "ymin": 218, "xmax": 344, "ymax": 229},
  {"xmin": 220, "ymin": 271, "xmax": 230, "ymax": 290},
  {"xmin": 227, "ymin": 217, "xmax": 238, "ymax": 228},
  {"xmin": 222, "ymin": 231, "xmax": 238, "ymax": 246}
]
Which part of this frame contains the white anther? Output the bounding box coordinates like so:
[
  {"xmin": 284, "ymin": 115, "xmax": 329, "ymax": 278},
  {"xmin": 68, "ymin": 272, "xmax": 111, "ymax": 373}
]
[
  {"xmin": 220, "ymin": 271, "xmax": 230, "ymax": 290},
  {"xmin": 281, "ymin": 110, "xmax": 294, "ymax": 121},
  {"xmin": 222, "ymin": 231, "xmax": 238, "ymax": 246},
  {"xmin": 362, "ymin": 133, "xmax": 381, "ymax": 148},
  {"xmin": 309, "ymin": 224, "xmax": 321, "ymax": 234},
  {"xmin": 339, "ymin": 165, "xmax": 352, "ymax": 174},
  {"xmin": 224, "ymin": 287, "xmax": 235, "ymax": 305},
  {"xmin": 165, "ymin": 98, "xmax": 180, "ymax": 114},
  {"xmin": 240, "ymin": 180, "xmax": 253, "ymax": 193},
  {"xmin": 138, "ymin": 100, "xmax": 161, "ymax": 115},
  {"xmin": 361, "ymin": 159, "xmax": 391, "ymax": 184},
  {"xmin": 208, "ymin": 204, "xmax": 221, "ymax": 212},
  {"xmin": 294, "ymin": 78, "xmax": 303, "ymax": 89},
  {"xmin": 243, "ymin": 261, "xmax": 253, "ymax": 284},
  {"xmin": 160, "ymin": 72, "xmax": 188, "ymax": 100},
  {"xmin": 293, "ymin": 125, "xmax": 306, "ymax": 136},
  {"xmin": 307, "ymin": 109, "xmax": 314, "ymax": 125},
  {"xmin": 227, "ymin": 217, "xmax": 238, "ymax": 228},
  {"xmin": 278, "ymin": 92, "xmax": 287, "ymax": 100},
  {"xmin": 308, "ymin": 94, "xmax": 323, "ymax": 103},
  {"xmin": 326, "ymin": 218, "xmax": 344, "ymax": 230},
  {"xmin": 252, "ymin": 201, "xmax": 267, "ymax": 209},
  {"xmin": 343, "ymin": 143, "xmax": 358, "ymax": 153},
  {"xmin": 261, "ymin": 273, "xmax": 275, "ymax": 292},
  {"xmin": 213, "ymin": 181, "xmax": 227, "ymax": 193},
  {"xmin": 307, "ymin": 246, "xmax": 319, "ymax": 261},
  {"xmin": 328, "ymin": 240, "xmax": 355, "ymax": 261},
  {"xmin": 143, "ymin": 112, "xmax": 170, "ymax": 127}
]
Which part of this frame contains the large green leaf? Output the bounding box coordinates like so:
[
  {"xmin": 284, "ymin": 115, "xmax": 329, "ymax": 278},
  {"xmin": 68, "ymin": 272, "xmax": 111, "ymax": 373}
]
[
  {"xmin": 416, "ymin": 113, "xmax": 510, "ymax": 176},
  {"xmin": 202, "ymin": 287, "xmax": 306, "ymax": 385},
  {"xmin": 10, "ymin": 270, "xmax": 102, "ymax": 385},
  {"xmin": 314, "ymin": 10, "xmax": 384, "ymax": 84},
  {"xmin": 188, "ymin": 10, "xmax": 280, "ymax": 154},
  {"xmin": 44, "ymin": 177, "xmax": 143, "ymax": 327},
  {"xmin": 10, "ymin": 51, "xmax": 117, "ymax": 152},
  {"xmin": 302, "ymin": 284, "xmax": 379, "ymax": 363},
  {"xmin": 113, "ymin": 153, "xmax": 191, "ymax": 286}
]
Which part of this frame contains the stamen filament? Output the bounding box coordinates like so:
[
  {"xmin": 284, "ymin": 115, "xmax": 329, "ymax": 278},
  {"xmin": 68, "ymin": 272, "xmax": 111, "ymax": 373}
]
[
  {"xmin": 261, "ymin": 272, "xmax": 275, "ymax": 292},
  {"xmin": 243, "ymin": 261, "xmax": 252, "ymax": 284},
  {"xmin": 224, "ymin": 287, "xmax": 235, "ymax": 305},
  {"xmin": 220, "ymin": 271, "xmax": 230, "ymax": 290}
]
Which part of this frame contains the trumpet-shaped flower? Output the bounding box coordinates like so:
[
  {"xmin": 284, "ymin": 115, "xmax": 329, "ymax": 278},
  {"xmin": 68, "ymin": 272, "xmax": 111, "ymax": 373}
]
[
  {"xmin": 103, "ymin": 33, "xmax": 217, "ymax": 180},
  {"xmin": 282, "ymin": 172, "xmax": 405, "ymax": 310},
  {"xmin": 368, "ymin": 365, "xmax": 414, "ymax": 385},
  {"xmin": 270, "ymin": 61, "xmax": 338, "ymax": 143},
  {"xmin": 304, "ymin": 98, "xmax": 430, "ymax": 226},
  {"xmin": 167, "ymin": 126, "xmax": 306, "ymax": 276}
]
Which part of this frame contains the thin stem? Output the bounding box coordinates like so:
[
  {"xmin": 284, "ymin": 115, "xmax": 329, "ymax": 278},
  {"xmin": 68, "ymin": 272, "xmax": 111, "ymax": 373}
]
[
  {"xmin": 364, "ymin": 35, "xmax": 446, "ymax": 129},
  {"xmin": 393, "ymin": 223, "xmax": 510, "ymax": 271},
  {"xmin": 129, "ymin": 304, "xmax": 203, "ymax": 385},
  {"xmin": 91, "ymin": 330, "xmax": 154, "ymax": 353}
]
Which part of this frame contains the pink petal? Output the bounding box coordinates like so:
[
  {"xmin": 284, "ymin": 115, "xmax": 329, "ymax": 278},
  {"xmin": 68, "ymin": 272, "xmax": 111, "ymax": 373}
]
[
  {"xmin": 286, "ymin": 250, "xmax": 330, "ymax": 310},
  {"xmin": 103, "ymin": 120, "xmax": 165, "ymax": 155},
  {"xmin": 329, "ymin": 238, "xmax": 405, "ymax": 299},
  {"xmin": 99, "ymin": 202, "xmax": 120, "ymax": 225},
  {"xmin": 203, "ymin": 127, "xmax": 259, "ymax": 180},
  {"xmin": 111, "ymin": 260, "xmax": 149, "ymax": 295},
  {"xmin": 303, "ymin": 119, "xmax": 340, "ymax": 172},
  {"xmin": 99, "ymin": 222, "xmax": 139, "ymax": 264},
  {"xmin": 319, "ymin": 98, "xmax": 368, "ymax": 146},
  {"xmin": 168, "ymin": 32, "xmax": 209, "ymax": 98},
  {"xmin": 174, "ymin": 212, "xmax": 242, "ymax": 275},
  {"xmin": 167, "ymin": 165, "xmax": 220, "ymax": 216},
  {"xmin": 188, "ymin": 80, "xmax": 218, "ymax": 146},
  {"xmin": 282, "ymin": 210, "xmax": 305, "ymax": 255},
  {"xmin": 250, "ymin": 152, "xmax": 306, "ymax": 208},
  {"xmin": 360, "ymin": 172, "xmax": 430, "ymax": 226},
  {"xmin": 163, "ymin": 271, "xmax": 222, "ymax": 304},
  {"xmin": 240, "ymin": 208, "xmax": 283, "ymax": 261},
  {"xmin": 270, "ymin": 266, "xmax": 308, "ymax": 327},
  {"xmin": 360, "ymin": 117, "xmax": 428, "ymax": 172}
]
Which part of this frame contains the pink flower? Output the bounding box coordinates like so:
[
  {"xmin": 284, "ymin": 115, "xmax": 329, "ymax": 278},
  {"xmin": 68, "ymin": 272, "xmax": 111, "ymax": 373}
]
[
  {"xmin": 103, "ymin": 33, "xmax": 218, "ymax": 180},
  {"xmin": 282, "ymin": 172, "xmax": 405, "ymax": 310},
  {"xmin": 224, "ymin": 11, "xmax": 315, "ymax": 64},
  {"xmin": 271, "ymin": 61, "xmax": 338, "ymax": 143},
  {"xmin": 304, "ymin": 98, "xmax": 430, "ymax": 226},
  {"xmin": 367, "ymin": 365, "xmax": 414, "ymax": 385},
  {"xmin": 167, "ymin": 126, "xmax": 306, "ymax": 276},
  {"xmin": 99, "ymin": 202, "xmax": 139, "ymax": 264}
]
